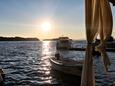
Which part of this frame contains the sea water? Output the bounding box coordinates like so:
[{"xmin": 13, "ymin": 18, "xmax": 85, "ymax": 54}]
[{"xmin": 0, "ymin": 41, "xmax": 114, "ymax": 86}]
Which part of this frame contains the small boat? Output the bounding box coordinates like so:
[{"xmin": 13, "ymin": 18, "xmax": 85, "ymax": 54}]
[
  {"xmin": 0, "ymin": 69, "xmax": 5, "ymax": 83},
  {"xmin": 106, "ymin": 41, "xmax": 115, "ymax": 48},
  {"xmin": 49, "ymin": 56, "xmax": 82, "ymax": 76},
  {"xmin": 56, "ymin": 37, "xmax": 72, "ymax": 50}
]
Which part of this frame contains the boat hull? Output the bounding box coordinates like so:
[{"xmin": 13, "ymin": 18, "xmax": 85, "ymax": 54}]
[{"xmin": 49, "ymin": 58, "xmax": 82, "ymax": 76}]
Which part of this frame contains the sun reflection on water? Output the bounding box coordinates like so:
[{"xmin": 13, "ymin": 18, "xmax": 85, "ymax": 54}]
[
  {"xmin": 42, "ymin": 41, "xmax": 51, "ymax": 56},
  {"xmin": 40, "ymin": 41, "xmax": 53, "ymax": 84}
]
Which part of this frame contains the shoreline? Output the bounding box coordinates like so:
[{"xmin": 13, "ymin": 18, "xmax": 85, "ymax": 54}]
[{"xmin": 0, "ymin": 37, "xmax": 39, "ymax": 41}]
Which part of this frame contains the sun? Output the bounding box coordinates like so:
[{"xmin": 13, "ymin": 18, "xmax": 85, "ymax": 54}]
[{"xmin": 41, "ymin": 22, "xmax": 52, "ymax": 32}]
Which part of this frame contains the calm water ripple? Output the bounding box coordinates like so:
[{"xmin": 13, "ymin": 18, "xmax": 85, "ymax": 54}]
[{"xmin": 0, "ymin": 41, "xmax": 114, "ymax": 86}]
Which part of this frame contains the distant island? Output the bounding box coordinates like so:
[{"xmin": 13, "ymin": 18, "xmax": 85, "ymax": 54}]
[
  {"xmin": 0, "ymin": 37, "xmax": 39, "ymax": 41},
  {"xmin": 43, "ymin": 38, "xmax": 58, "ymax": 41},
  {"xmin": 43, "ymin": 37, "xmax": 72, "ymax": 41}
]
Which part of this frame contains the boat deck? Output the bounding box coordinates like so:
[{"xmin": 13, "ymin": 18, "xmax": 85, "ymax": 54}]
[
  {"xmin": 51, "ymin": 57, "xmax": 83, "ymax": 66},
  {"xmin": 49, "ymin": 57, "xmax": 83, "ymax": 76}
]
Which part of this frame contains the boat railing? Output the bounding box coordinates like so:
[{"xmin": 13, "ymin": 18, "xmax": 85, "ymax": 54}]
[{"xmin": 51, "ymin": 56, "xmax": 83, "ymax": 66}]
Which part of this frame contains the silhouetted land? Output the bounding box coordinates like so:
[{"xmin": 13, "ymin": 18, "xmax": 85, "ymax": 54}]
[
  {"xmin": 43, "ymin": 38, "xmax": 58, "ymax": 41},
  {"xmin": 0, "ymin": 37, "xmax": 39, "ymax": 41}
]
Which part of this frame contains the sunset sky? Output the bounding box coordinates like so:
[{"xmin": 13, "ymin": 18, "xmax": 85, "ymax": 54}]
[{"xmin": 0, "ymin": 0, "xmax": 115, "ymax": 40}]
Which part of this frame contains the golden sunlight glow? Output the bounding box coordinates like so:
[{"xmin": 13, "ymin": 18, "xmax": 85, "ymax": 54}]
[{"xmin": 41, "ymin": 22, "xmax": 52, "ymax": 32}]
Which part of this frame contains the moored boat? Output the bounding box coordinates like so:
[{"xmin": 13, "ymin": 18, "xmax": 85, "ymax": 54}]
[
  {"xmin": 56, "ymin": 37, "xmax": 72, "ymax": 50},
  {"xmin": 106, "ymin": 41, "xmax": 115, "ymax": 48},
  {"xmin": 49, "ymin": 56, "xmax": 82, "ymax": 76}
]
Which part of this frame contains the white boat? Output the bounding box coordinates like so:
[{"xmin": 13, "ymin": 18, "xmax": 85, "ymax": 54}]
[
  {"xmin": 106, "ymin": 41, "xmax": 115, "ymax": 48},
  {"xmin": 56, "ymin": 37, "xmax": 72, "ymax": 50},
  {"xmin": 95, "ymin": 39, "xmax": 115, "ymax": 50},
  {"xmin": 49, "ymin": 56, "xmax": 83, "ymax": 76}
]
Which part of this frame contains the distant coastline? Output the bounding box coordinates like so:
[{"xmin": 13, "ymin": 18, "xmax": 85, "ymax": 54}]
[
  {"xmin": 0, "ymin": 37, "xmax": 39, "ymax": 41},
  {"xmin": 43, "ymin": 38, "xmax": 58, "ymax": 41},
  {"xmin": 43, "ymin": 37, "xmax": 72, "ymax": 41}
]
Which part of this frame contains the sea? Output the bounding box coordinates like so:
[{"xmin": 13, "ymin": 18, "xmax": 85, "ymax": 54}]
[{"xmin": 0, "ymin": 41, "xmax": 115, "ymax": 86}]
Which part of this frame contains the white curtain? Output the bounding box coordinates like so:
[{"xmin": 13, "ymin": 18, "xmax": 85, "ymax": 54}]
[{"xmin": 81, "ymin": 0, "xmax": 113, "ymax": 86}]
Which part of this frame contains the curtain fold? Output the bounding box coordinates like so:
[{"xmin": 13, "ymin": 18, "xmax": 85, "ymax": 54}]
[
  {"xmin": 96, "ymin": 0, "xmax": 113, "ymax": 71},
  {"xmin": 81, "ymin": 0, "xmax": 113, "ymax": 86}
]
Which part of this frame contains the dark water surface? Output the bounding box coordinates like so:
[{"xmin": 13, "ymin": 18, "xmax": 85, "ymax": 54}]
[{"xmin": 0, "ymin": 41, "xmax": 114, "ymax": 86}]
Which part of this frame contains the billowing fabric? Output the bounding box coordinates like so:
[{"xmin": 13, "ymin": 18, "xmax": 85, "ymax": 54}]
[
  {"xmin": 96, "ymin": 0, "xmax": 113, "ymax": 71},
  {"xmin": 81, "ymin": 0, "xmax": 113, "ymax": 86}
]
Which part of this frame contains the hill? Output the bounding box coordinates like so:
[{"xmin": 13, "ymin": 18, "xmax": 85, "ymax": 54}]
[{"xmin": 0, "ymin": 37, "xmax": 39, "ymax": 41}]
